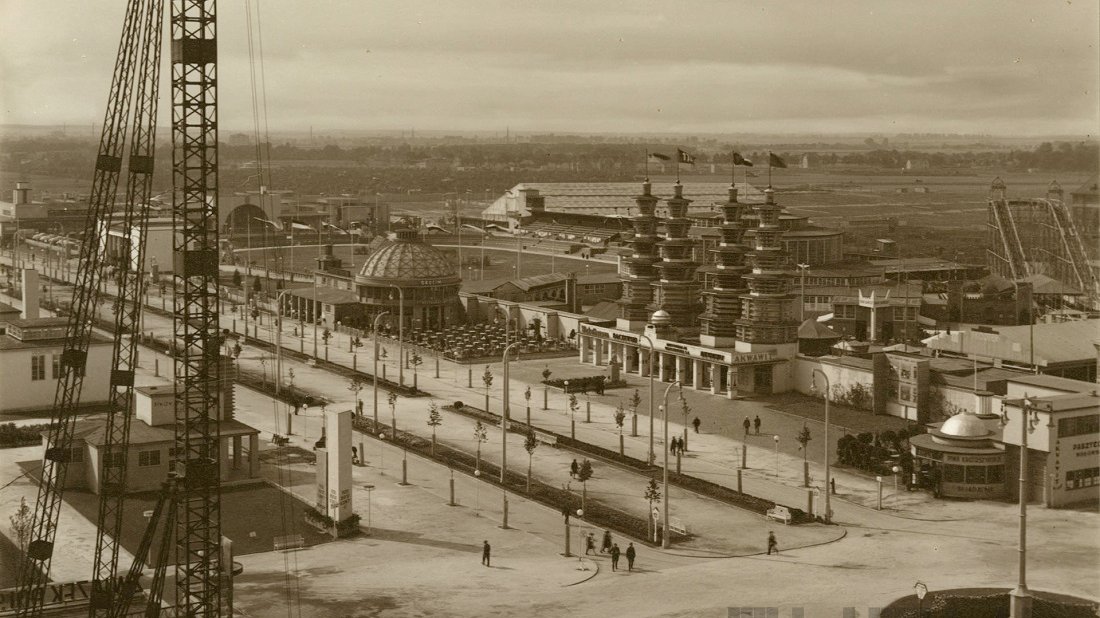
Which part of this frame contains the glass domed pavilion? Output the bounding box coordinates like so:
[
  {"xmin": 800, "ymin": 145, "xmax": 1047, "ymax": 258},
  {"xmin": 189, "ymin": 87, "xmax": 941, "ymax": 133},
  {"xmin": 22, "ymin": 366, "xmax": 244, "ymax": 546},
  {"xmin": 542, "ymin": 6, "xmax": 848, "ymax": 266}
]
[{"xmin": 353, "ymin": 228, "xmax": 462, "ymax": 330}]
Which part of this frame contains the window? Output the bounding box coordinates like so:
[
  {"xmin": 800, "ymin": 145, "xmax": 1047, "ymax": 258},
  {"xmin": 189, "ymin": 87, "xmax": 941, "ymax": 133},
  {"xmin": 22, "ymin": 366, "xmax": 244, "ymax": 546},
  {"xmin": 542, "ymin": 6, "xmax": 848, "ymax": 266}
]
[
  {"xmin": 31, "ymin": 354, "xmax": 46, "ymax": 381},
  {"xmin": 987, "ymin": 465, "xmax": 1004, "ymax": 484},
  {"xmin": 52, "ymin": 355, "xmax": 61, "ymax": 379},
  {"xmin": 1066, "ymin": 468, "xmax": 1099, "ymax": 490},
  {"xmin": 104, "ymin": 452, "xmax": 126, "ymax": 468},
  {"xmin": 943, "ymin": 464, "xmax": 964, "ymax": 483},
  {"xmin": 1059, "ymin": 415, "xmax": 1100, "ymax": 438},
  {"xmin": 965, "ymin": 466, "xmax": 987, "ymax": 484},
  {"xmin": 138, "ymin": 450, "xmax": 161, "ymax": 467}
]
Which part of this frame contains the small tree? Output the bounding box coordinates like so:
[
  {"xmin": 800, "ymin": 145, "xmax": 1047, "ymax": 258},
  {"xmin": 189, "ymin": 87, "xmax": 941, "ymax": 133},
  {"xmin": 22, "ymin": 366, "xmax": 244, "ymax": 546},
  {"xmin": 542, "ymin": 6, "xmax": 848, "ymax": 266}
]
[
  {"xmin": 523, "ymin": 429, "xmax": 538, "ymax": 493},
  {"xmin": 232, "ymin": 269, "xmax": 242, "ymax": 288},
  {"xmin": 629, "ymin": 388, "xmax": 642, "ymax": 437},
  {"xmin": 481, "ymin": 365, "xmax": 493, "ymax": 412},
  {"xmin": 679, "ymin": 391, "xmax": 691, "ymax": 450},
  {"xmin": 409, "ymin": 351, "xmax": 423, "ymax": 389},
  {"xmin": 379, "ymin": 346, "xmax": 388, "ymax": 360},
  {"xmin": 348, "ymin": 377, "xmax": 365, "ymax": 416},
  {"xmin": 576, "ymin": 458, "xmax": 593, "ymax": 514},
  {"xmin": 614, "ymin": 400, "xmax": 627, "ymax": 456},
  {"xmin": 568, "ymin": 393, "xmax": 579, "ymax": 421},
  {"xmin": 797, "ymin": 424, "xmax": 812, "ymax": 487},
  {"xmin": 473, "ymin": 420, "xmax": 488, "ymax": 471},
  {"xmin": 644, "ymin": 478, "xmax": 661, "ymax": 543},
  {"xmin": 286, "ymin": 368, "xmax": 296, "ymax": 389},
  {"xmin": 252, "ymin": 277, "xmax": 262, "ymax": 294},
  {"xmin": 387, "ymin": 392, "xmax": 398, "ymax": 433},
  {"xmin": 523, "ymin": 385, "xmax": 532, "ymax": 424},
  {"xmin": 541, "ymin": 367, "xmax": 552, "ymax": 383},
  {"xmin": 322, "ymin": 328, "xmax": 332, "ymax": 347},
  {"xmin": 427, "ymin": 400, "xmax": 442, "ymax": 456},
  {"xmin": 9, "ymin": 496, "xmax": 32, "ymax": 576}
]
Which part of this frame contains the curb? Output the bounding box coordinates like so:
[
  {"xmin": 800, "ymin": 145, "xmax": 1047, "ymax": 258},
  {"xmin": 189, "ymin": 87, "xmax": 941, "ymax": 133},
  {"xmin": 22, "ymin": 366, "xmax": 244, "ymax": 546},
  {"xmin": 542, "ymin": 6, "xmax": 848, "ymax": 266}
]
[{"xmin": 563, "ymin": 557, "xmax": 600, "ymax": 586}]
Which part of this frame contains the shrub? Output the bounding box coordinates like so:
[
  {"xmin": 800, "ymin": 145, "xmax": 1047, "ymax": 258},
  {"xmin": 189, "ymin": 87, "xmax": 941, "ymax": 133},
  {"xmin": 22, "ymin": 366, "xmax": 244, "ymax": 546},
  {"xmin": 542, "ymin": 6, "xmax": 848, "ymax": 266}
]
[{"xmin": 453, "ymin": 401, "xmax": 464, "ymax": 410}]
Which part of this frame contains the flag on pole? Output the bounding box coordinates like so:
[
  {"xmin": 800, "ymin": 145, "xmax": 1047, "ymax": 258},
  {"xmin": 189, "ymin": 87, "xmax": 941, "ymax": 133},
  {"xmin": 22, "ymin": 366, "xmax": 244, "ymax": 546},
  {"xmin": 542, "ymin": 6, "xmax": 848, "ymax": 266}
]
[
  {"xmin": 733, "ymin": 152, "xmax": 754, "ymax": 167},
  {"xmin": 252, "ymin": 217, "xmax": 283, "ymax": 230},
  {"xmin": 677, "ymin": 149, "xmax": 696, "ymax": 165},
  {"xmin": 425, "ymin": 223, "xmax": 449, "ymax": 233},
  {"xmin": 322, "ymin": 221, "xmax": 349, "ymax": 235},
  {"xmin": 648, "ymin": 152, "xmax": 671, "ymax": 161},
  {"xmin": 290, "ymin": 220, "xmax": 315, "ymax": 231},
  {"xmin": 768, "ymin": 153, "xmax": 788, "ymax": 169}
]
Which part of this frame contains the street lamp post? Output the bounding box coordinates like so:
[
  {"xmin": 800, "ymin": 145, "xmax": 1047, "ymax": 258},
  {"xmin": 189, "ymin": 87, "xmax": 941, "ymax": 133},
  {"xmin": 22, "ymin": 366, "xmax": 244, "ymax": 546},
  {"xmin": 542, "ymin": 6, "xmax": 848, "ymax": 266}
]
[
  {"xmin": 773, "ymin": 435, "xmax": 780, "ymax": 479},
  {"xmin": 1001, "ymin": 396, "xmax": 1042, "ymax": 618},
  {"xmin": 362, "ymin": 484, "xmax": 375, "ymax": 535},
  {"xmin": 797, "ymin": 263, "xmax": 810, "ymax": 321},
  {"xmin": 892, "ymin": 464, "xmax": 901, "ymax": 507},
  {"xmin": 377, "ymin": 432, "xmax": 386, "ymax": 475},
  {"xmin": 372, "ymin": 311, "xmax": 390, "ymax": 425},
  {"xmin": 810, "ymin": 368, "xmax": 833, "ymax": 523},
  {"xmin": 386, "ymin": 284, "xmax": 405, "ymax": 386},
  {"xmin": 500, "ymin": 341, "xmax": 521, "ymax": 529},
  {"xmin": 659, "ymin": 381, "xmax": 681, "ymax": 549},
  {"xmin": 639, "ymin": 334, "xmax": 656, "ymax": 466}
]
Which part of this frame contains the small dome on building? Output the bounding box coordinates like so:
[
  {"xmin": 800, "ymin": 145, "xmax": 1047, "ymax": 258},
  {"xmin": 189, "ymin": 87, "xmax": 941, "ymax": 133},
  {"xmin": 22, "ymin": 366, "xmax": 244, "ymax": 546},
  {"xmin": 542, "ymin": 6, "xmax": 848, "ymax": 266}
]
[
  {"xmin": 357, "ymin": 229, "xmax": 457, "ymax": 282},
  {"xmin": 650, "ymin": 309, "xmax": 671, "ymax": 325},
  {"xmin": 939, "ymin": 412, "xmax": 991, "ymax": 438}
]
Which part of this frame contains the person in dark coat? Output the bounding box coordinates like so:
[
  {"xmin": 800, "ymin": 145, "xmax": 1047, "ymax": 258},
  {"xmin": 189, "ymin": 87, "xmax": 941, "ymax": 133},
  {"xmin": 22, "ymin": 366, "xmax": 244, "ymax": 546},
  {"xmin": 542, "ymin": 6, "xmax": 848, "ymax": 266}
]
[
  {"xmin": 743, "ymin": 417, "xmax": 751, "ymax": 437},
  {"xmin": 767, "ymin": 531, "xmax": 778, "ymax": 555},
  {"xmin": 585, "ymin": 533, "xmax": 596, "ymax": 555},
  {"xmin": 625, "ymin": 543, "xmax": 636, "ymax": 571},
  {"xmin": 610, "ymin": 543, "xmax": 621, "ymax": 571},
  {"xmin": 692, "ymin": 417, "xmax": 701, "ymax": 433},
  {"xmin": 482, "ymin": 540, "xmax": 491, "ymax": 566},
  {"xmin": 570, "ymin": 459, "xmax": 579, "ymax": 478},
  {"xmin": 753, "ymin": 415, "xmax": 761, "ymax": 435},
  {"xmin": 601, "ymin": 530, "xmax": 612, "ymax": 553}
]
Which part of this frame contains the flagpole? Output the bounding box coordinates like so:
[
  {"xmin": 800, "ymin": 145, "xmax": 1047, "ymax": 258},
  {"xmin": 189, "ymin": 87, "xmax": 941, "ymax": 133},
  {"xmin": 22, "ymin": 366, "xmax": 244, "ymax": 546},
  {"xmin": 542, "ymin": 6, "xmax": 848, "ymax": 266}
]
[
  {"xmin": 768, "ymin": 151, "xmax": 773, "ymax": 188},
  {"xmin": 731, "ymin": 149, "xmax": 736, "ymax": 187},
  {"xmin": 645, "ymin": 149, "xmax": 649, "ymax": 180}
]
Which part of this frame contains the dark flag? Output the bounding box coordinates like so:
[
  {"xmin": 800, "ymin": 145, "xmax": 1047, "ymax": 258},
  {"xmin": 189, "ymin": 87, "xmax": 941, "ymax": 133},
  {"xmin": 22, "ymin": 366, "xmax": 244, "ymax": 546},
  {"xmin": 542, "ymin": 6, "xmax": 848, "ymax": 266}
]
[
  {"xmin": 677, "ymin": 149, "xmax": 696, "ymax": 165},
  {"xmin": 769, "ymin": 152, "xmax": 788, "ymax": 169},
  {"xmin": 733, "ymin": 152, "xmax": 754, "ymax": 167},
  {"xmin": 648, "ymin": 152, "xmax": 671, "ymax": 161}
]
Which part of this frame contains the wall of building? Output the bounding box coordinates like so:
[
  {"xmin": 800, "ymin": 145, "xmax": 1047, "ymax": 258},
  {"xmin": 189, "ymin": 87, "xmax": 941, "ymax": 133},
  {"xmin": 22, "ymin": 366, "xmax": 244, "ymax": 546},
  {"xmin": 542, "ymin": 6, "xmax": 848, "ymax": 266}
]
[
  {"xmin": 0, "ymin": 343, "xmax": 112, "ymax": 414},
  {"xmin": 791, "ymin": 356, "xmax": 875, "ymax": 406}
]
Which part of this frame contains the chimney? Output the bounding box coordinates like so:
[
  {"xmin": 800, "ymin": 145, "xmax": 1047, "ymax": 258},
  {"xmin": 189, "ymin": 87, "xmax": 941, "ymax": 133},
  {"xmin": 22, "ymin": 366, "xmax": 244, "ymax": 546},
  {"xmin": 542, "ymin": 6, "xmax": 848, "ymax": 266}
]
[
  {"xmin": 565, "ymin": 272, "xmax": 578, "ymax": 313},
  {"xmin": 13, "ymin": 182, "xmax": 30, "ymax": 206},
  {"xmin": 21, "ymin": 268, "xmax": 40, "ymax": 319}
]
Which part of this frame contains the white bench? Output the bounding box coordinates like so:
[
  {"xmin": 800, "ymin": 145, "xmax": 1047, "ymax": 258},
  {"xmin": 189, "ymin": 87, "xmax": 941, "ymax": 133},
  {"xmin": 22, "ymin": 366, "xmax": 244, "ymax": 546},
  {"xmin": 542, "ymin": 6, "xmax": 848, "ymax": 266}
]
[
  {"xmin": 273, "ymin": 534, "xmax": 305, "ymax": 551},
  {"xmin": 765, "ymin": 505, "xmax": 792, "ymax": 525},
  {"xmin": 533, "ymin": 430, "xmax": 558, "ymax": 447},
  {"xmin": 668, "ymin": 517, "xmax": 688, "ymax": 536}
]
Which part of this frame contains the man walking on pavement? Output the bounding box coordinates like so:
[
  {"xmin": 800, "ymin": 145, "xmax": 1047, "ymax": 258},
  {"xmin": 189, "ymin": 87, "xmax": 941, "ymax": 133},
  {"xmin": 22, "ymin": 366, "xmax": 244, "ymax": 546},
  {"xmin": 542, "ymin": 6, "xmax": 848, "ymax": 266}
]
[
  {"xmin": 767, "ymin": 531, "xmax": 779, "ymax": 555},
  {"xmin": 585, "ymin": 532, "xmax": 596, "ymax": 555},
  {"xmin": 570, "ymin": 459, "xmax": 579, "ymax": 478},
  {"xmin": 626, "ymin": 542, "xmax": 636, "ymax": 571},
  {"xmin": 692, "ymin": 416, "xmax": 701, "ymax": 433},
  {"xmin": 754, "ymin": 415, "xmax": 761, "ymax": 435},
  {"xmin": 743, "ymin": 417, "xmax": 751, "ymax": 437},
  {"xmin": 482, "ymin": 540, "xmax": 491, "ymax": 566},
  {"xmin": 601, "ymin": 529, "xmax": 612, "ymax": 553},
  {"xmin": 610, "ymin": 543, "xmax": 621, "ymax": 572}
]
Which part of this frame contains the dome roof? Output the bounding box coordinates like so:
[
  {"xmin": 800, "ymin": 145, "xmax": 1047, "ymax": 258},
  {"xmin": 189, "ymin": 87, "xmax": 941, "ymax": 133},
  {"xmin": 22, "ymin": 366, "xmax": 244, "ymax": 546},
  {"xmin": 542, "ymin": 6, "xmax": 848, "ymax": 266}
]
[
  {"xmin": 939, "ymin": 413, "xmax": 990, "ymax": 438},
  {"xmin": 357, "ymin": 231, "xmax": 457, "ymax": 282},
  {"xmin": 650, "ymin": 309, "xmax": 671, "ymax": 325}
]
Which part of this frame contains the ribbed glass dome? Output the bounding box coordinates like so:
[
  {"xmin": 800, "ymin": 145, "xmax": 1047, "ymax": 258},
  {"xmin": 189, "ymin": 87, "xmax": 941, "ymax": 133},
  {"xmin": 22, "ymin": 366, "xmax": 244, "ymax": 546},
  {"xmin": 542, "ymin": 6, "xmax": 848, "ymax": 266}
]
[
  {"xmin": 939, "ymin": 413, "xmax": 990, "ymax": 438},
  {"xmin": 357, "ymin": 230, "xmax": 457, "ymax": 281}
]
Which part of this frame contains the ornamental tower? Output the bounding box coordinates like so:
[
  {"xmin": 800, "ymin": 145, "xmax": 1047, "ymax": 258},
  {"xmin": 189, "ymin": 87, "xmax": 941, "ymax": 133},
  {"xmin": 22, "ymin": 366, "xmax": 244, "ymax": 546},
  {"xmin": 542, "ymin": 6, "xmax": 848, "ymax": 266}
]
[
  {"xmin": 736, "ymin": 188, "xmax": 799, "ymax": 345},
  {"xmin": 699, "ymin": 184, "xmax": 751, "ymax": 347},
  {"xmin": 651, "ymin": 182, "xmax": 700, "ymax": 328},
  {"xmin": 617, "ymin": 180, "xmax": 660, "ymax": 330}
]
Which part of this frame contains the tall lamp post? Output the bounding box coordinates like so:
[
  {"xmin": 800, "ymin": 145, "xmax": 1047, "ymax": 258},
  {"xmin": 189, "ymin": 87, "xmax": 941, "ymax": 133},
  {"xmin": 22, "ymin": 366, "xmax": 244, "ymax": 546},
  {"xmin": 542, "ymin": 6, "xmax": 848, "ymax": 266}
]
[
  {"xmin": 1001, "ymin": 395, "xmax": 1042, "ymax": 618},
  {"xmin": 659, "ymin": 381, "xmax": 681, "ymax": 549},
  {"xmin": 639, "ymin": 334, "xmax": 656, "ymax": 466},
  {"xmin": 372, "ymin": 311, "xmax": 390, "ymax": 425},
  {"xmin": 386, "ymin": 284, "xmax": 405, "ymax": 386},
  {"xmin": 810, "ymin": 368, "xmax": 833, "ymax": 523},
  {"xmin": 797, "ymin": 263, "xmax": 810, "ymax": 321},
  {"xmin": 773, "ymin": 435, "xmax": 780, "ymax": 478},
  {"xmin": 500, "ymin": 341, "xmax": 521, "ymax": 529}
]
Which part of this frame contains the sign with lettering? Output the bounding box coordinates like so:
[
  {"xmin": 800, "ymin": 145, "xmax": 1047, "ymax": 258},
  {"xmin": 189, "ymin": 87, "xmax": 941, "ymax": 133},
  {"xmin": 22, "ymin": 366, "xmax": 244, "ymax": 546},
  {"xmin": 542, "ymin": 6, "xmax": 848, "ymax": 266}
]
[
  {"xmin": 0, "ymin": 578, "xmax": 136, "ymax": 614},
  {"xmin": 665, "ymin": 343, "xmax": 687, "ymax": 353}
]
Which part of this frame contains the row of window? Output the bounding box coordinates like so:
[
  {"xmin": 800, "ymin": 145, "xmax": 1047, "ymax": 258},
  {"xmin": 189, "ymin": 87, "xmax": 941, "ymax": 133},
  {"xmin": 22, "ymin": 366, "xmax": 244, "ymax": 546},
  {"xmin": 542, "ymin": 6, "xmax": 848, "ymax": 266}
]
[
  {"xmin": 102, "ymin": 449, "xmax": 163, "ymax": 468},
  {"xmin": 1066, "ymin": 467, "xmax": 1099, "ymax": 490},
  {"xmin": 942, "ymin": 464, "xmax": 1005, "ymax": 485},
  {"xmin": 1058, "ymin": 415, "xmax": 1100, "ymax": 438},
  {"xmin": 30, "ymin": 354, "xmax": 67, "ymax": 381}
]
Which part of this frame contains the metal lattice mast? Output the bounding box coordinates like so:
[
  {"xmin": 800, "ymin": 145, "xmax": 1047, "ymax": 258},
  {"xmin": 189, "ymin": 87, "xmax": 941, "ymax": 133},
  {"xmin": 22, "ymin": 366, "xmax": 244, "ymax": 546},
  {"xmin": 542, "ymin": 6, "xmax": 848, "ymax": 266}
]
[
  {"xmin": 90, "ymin": 0, "xmax": 166, "ymax": 614},
  {"xmin": 170, "ymin": 0, "xmax": 223, "ymax": 614},
  {"xmin": 15, "ymin": 2, "xmax": 148, "ymax": 614}
]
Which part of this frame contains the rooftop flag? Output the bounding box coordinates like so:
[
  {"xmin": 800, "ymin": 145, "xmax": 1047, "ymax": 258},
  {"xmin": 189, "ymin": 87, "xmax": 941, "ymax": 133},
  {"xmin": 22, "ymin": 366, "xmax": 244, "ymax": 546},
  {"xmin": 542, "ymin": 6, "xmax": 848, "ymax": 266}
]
[
  {"xmin": 677, "ymin": 149, "xmax": 696, "ymax": 165},
  {"xmin": 648, "ymin": 152, "xmax": 671, "ymax": 161},
  {"xmin": 252, "ymin": 217, "xmax": 283, "ymax": 230},
  {"xmin": 290, "ymin": 220, "xmax": 315, "ymax": 231},
  {"xmin": 769, "ymin": 152, "xmax": 788, "ymax": 169},
  {"xmin": 733, "ymin": 152, "xmax": 754, "ymax": 167}
]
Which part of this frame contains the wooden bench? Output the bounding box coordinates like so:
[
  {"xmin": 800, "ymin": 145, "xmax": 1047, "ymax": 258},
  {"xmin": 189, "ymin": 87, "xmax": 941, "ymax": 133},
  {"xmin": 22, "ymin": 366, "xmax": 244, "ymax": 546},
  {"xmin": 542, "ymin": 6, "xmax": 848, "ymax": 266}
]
[
  {"xmin": 273, "ymin": 534, "xmax": 304, "ymax": 551},
  {"xmin": 270, "ymin": 434, "xmax": 290, "ymax": 446},
  {"xmin": 668, "ymin": 517, "xmax": 688, "ymax": 536},
  {"xmin": 765, "ymin": 505, "xmax": 792, "ymax": 525}
]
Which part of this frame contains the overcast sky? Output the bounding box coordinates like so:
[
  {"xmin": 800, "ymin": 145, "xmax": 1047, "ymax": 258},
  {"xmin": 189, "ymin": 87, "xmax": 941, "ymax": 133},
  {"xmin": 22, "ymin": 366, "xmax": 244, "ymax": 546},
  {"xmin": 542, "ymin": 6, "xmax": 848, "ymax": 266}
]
[{"xmin": 1, "ymin": 1, "xmax": 1097, "ymax": 136}]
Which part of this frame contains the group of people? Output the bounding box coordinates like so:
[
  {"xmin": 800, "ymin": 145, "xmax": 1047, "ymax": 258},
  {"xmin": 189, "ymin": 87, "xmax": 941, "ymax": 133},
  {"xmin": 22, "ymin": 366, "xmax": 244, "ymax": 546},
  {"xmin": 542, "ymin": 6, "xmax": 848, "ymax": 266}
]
[
  {"xmin": 585, "ymin": 529, "xmax": 636, "ymax": 572},
  {"xmin": 668, "ymin": 436, "xmax": 686, "ymax": 456},
  {"xmin": 743, "ymin": 415, "xmax": 762, "ymax": 437}
]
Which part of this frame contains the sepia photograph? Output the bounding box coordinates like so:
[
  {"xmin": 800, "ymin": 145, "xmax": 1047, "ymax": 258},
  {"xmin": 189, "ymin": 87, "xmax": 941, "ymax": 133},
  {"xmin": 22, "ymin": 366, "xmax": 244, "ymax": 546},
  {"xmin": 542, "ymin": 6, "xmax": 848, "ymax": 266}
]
[{"xmin": 0, "ymin": 2, "xmax": 1097, "ymax": 616}]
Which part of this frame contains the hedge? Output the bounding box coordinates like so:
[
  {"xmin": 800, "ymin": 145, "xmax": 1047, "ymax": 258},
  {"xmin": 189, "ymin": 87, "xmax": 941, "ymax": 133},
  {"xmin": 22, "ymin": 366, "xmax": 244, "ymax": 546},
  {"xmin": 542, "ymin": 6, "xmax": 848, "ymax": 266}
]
[{"xmin": 0, "ymin": 423, "xmax": 50, "ymax": 449}]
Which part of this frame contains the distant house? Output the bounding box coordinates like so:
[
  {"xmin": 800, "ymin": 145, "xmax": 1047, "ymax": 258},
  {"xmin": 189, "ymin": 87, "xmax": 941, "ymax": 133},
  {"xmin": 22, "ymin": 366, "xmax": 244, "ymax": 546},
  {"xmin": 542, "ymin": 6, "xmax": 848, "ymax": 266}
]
[{"xmin": 905, "ymin": 159, "xmax": 930, "ymax": 170}]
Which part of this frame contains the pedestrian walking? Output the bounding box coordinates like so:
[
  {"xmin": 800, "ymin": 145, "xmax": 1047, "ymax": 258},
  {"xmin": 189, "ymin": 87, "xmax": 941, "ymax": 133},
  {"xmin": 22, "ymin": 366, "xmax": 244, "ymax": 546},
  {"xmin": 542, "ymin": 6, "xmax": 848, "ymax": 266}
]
[
  {"xmin": 625, "ymin": 542, "xmax": 636, "ymax": 571},
  {"xmin": 753, "ymin": 415, "xmax": 761, "ymax": 435},
  {"xmin": 692, "ymin": 416, "xmax": 701, "ymax": 433},
  {"xmin": 482, "ymin": 540, "xmax": 491, "ymax": 566},
  {"xmin": 601, "ymin": 530, "xmax": 612, "ymax": 553},
  {"xmin": 669, "ymin": 438, "xmax": 676, "ymax": 454},
  {"xmin": 743, "ymin": 417, "xmax": 751, "ymax": 437},
  {"xmin": 585, "ymin": 533, "xmax": 596, "ymax": 556},
  {"xmin": 830, "ymin": 477, "xmax": 836, "ymax": 495},
  {"xmin": 610, "ymin": 543, "xmax": 621, "ymax": 572},
  {"xmin": 570, "ymin": 459, "xmax": 579, "ymax": 478},
  {"xmin": 767, "ymin": 531, "xmax": 778, "ymax": 555}
]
